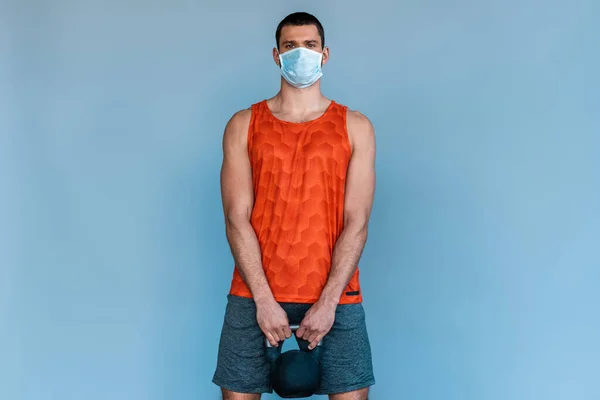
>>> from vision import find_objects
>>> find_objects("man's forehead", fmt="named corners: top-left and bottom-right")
top-left (279, 25), bottom-right (321, 42)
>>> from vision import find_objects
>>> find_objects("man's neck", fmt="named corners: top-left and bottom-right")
top-left (274, 79), bottom-right (328, 112)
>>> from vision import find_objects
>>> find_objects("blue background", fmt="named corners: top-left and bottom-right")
top-left (1, 1), bottom-right (599, 399)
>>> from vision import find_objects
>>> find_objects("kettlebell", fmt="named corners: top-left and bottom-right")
top-left (264, 324), bottom-right (323, 398)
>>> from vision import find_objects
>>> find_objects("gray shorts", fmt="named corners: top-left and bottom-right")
top-left (212, 294), bottom-right (376, 395)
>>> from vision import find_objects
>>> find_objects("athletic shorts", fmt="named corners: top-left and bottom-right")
top-left (212, 294), bottom-right (375, 395)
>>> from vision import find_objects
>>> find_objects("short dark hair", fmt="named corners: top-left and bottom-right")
top-left (275, 12), bottom-right (325, 50)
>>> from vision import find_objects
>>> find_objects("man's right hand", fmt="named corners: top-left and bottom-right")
top-left (256, 298), bottom-right (292, 347)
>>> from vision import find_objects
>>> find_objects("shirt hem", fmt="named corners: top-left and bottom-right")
top-left (228, 291), bottom-right (363, 305)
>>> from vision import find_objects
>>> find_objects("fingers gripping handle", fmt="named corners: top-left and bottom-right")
top-left (265, 324), bottom-right (299, 348)
top-left (264, 324), bottom-right (323, 348)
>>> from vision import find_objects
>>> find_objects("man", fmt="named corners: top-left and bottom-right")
top-left (213, 12), bottom-right (376, 400)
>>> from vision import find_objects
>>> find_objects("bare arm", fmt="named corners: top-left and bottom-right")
top-left (220, 110), bottom-right (291, 345)
top-left (297, 110), bottom-right (376, 348)
top-left (220, 110), bottom-right (272, 302)
top-left (320, 110), bottom-right (376, 305)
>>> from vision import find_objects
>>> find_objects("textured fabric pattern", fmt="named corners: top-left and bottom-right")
top-left (212, 295), bottom-right (375, 394)
top-left (228, 100), bottom-right (363, 304)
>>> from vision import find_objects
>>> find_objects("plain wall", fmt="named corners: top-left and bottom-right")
top-left (1, 0), bottom-right (599, 399)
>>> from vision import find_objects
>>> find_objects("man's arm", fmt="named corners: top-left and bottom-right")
top-left (320, 111), bottom-right (376, 305)
top-left (221, 110), bottom-right (270, 301)
top-left (297, 110), bottom-right (376, 348)
top-left (220, 110), bottom-right (291, 346)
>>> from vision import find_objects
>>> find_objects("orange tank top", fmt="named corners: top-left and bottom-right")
top-left (228, 99), bottom-right (363, 304)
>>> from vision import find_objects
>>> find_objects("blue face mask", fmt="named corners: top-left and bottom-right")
top-left (278, 47), bottom-right (324, 89)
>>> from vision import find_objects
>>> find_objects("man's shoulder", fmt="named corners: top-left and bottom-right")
top-left (225, 107), bottom-right (252, 134)
top-left (230, 107), bottom-right (252, 124)
top-left (344, 107), bottom-right (374, 135)
top-left (222, 108), bottom-right (253, 148)
top-left (332, 100), bottom-right (370, 126)
top-left (346, 108), bottom-right (371, 124)
top-left (227, 97), bottom-right (268, 126)
top-left (338, 105), bottom-right (375, 152)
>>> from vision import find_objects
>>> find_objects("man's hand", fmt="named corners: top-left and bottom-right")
top-left (256, 298), bottom-right (292, 347)
top-left (296, 300), bottom-right (337, 350)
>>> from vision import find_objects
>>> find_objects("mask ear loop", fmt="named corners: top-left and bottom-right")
top-left (276, 48), bottom-right (284, 69)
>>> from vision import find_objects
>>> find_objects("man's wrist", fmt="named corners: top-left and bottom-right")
top-left (317, 287), bottom-right (341, 308)
top-left (252, 289), bottom-right (276, 307)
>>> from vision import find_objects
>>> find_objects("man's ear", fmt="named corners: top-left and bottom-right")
top-left (322, 46), bottom-right (330, 66)
top-left (272, 47), bottom-right (281, 67)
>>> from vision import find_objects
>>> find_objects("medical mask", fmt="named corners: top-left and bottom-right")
top-left (278, 47), bottom-right (323, 89)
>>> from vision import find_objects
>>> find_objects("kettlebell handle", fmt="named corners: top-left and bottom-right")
top-left (265, 324), bottom-right (323, 348)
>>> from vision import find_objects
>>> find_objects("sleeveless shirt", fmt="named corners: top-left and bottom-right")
top-left (228, 99), bottom-right (363, 304)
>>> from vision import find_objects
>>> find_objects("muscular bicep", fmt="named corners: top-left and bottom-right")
top-left (344, 113), bottom-right (376, 227)
top-left (220, 110), bottom-right (253, 223)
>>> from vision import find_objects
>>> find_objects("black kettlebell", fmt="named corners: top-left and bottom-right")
top-left (264, 324), bottom-right (323, 398)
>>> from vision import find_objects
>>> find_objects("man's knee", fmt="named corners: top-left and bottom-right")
top-left (329, 386), bottom-right (370, 400)
top-left (221, 388), bottom-right (261, 400)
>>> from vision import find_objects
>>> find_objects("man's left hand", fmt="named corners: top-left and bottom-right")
top-left (296, 300), bottom-right (337, 350)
